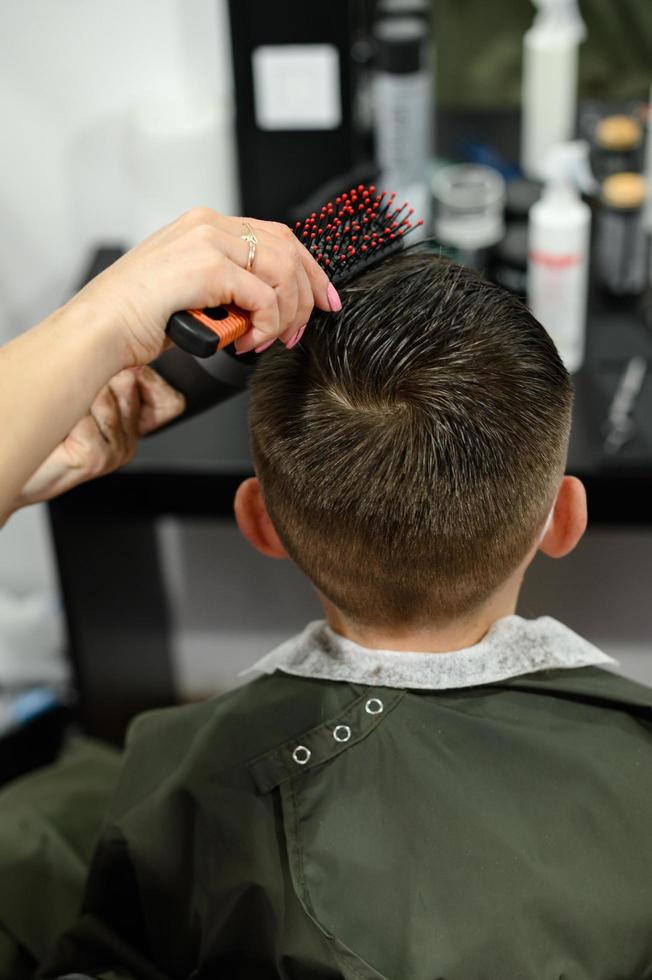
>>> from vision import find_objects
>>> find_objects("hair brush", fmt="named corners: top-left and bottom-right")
top-left (152, 186), bottom-right (422, 428)
top-left (164, 184), bottom-right (423, 358)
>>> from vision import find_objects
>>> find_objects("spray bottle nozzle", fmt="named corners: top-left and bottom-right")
top-left (540, 140), bottom-right (598, 197)
top-left (530, 0), bottom-right (587, 41)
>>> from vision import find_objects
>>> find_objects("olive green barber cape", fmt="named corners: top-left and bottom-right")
top-left (26, 665), bottom-right (652, 980)
top-left (0, 737), bottom-right (121, 979)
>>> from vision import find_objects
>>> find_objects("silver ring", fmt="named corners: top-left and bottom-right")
top-left (241, 221), bottom-right (258, 272)
top-left (292, 745), bottom-right (311, 765)
top-left (333, 724), bottom-right (352, 743)
top-left (365, 698), bottom-right (384, 715)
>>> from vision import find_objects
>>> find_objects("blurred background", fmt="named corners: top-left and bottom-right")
top-left (0, 0), bottom-right (651, 754)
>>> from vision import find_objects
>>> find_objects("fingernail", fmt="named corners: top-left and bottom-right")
top-left (128, 366), bottom-right (142, 374)
top-left (286, 324), bottom-right (307, 349)
top-left (327, 282), bottom-right (342, 313)
top-left (255, 338), bottom-right (276, 354)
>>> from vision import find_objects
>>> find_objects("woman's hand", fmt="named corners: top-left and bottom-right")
top-left (0, 208), bottom-right (338, 523)
top-left (11, 367), bottom-right (184, 513)
top-left (69, 208), bottom-right (338, 367)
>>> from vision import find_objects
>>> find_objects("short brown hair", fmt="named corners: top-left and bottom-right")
top-left (249, 253), bottom-right (572, 627)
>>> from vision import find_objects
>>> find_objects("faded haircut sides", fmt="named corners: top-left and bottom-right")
top-left (249, 252), bottom-right (573, 628)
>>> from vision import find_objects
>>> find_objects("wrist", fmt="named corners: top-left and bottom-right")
top-left (54, 296), bottom-right (133, 375)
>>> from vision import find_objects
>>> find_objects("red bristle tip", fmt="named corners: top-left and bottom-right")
top-left (292, 183), bottom-right (421, 281)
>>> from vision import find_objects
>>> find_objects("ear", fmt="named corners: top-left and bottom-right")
top-left (538, 476), bottom-right (587, 559)
top-left (234, 477), bottom-right (288, 560)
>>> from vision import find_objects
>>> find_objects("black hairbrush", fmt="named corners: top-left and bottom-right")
top-left (164, 184), bottom-right (423, 358)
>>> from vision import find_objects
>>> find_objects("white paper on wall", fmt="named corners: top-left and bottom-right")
top-left (252, 44), bottom-right (342, 131)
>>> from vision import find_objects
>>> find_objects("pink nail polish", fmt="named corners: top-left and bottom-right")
top-left (287, 324), bottom-right (307, 349)
top-left (327, 282), bottom-right (342, 313)
top-left (255, 338), bottom-right (276, 353)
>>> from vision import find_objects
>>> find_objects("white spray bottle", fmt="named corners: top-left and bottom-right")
top-left (521, 0), bottom-right (586, 181)
top-left (527, 141), bottom-right (596, 374)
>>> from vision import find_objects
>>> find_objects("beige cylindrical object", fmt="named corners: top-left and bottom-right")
top-left (601, 172), bottom-right (647, 210)
top-left (595, 115), bottom-right (642, 152)
top-left (592, 113), bottom-right (645, 185)
top-left (597, 172), bottom-right (648, 296)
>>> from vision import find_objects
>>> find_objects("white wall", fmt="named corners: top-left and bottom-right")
top-left (0, 0), bottom-right (236, 682)
top-left (0, 0), bottom-right (235, 335)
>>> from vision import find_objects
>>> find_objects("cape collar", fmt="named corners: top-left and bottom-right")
top-left (246, 615), bottom-right (617, 690)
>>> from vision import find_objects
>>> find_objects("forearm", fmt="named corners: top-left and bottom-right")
top-left (0, 207), bottom-right (333, 524)
top-left (0, 300), bottom-right (127, 521)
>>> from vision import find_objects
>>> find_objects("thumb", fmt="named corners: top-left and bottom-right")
top-left (135, 366), bottom-right (186, 435)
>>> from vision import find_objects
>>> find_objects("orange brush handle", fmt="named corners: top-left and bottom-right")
top-left (188, 305), bottom-right (252, 349)
top-left (166, 304), bottom-right (253, 357)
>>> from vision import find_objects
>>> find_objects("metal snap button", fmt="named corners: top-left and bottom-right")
top-left (292, 745), bottom-right (311, 765)
top-left (333, 724), bottom-right (352, 742)
top-left (365, 698), bottom-right (384, 715)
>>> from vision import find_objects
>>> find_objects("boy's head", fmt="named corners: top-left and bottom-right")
top-left (239, 253), bottom-right (579, 629)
